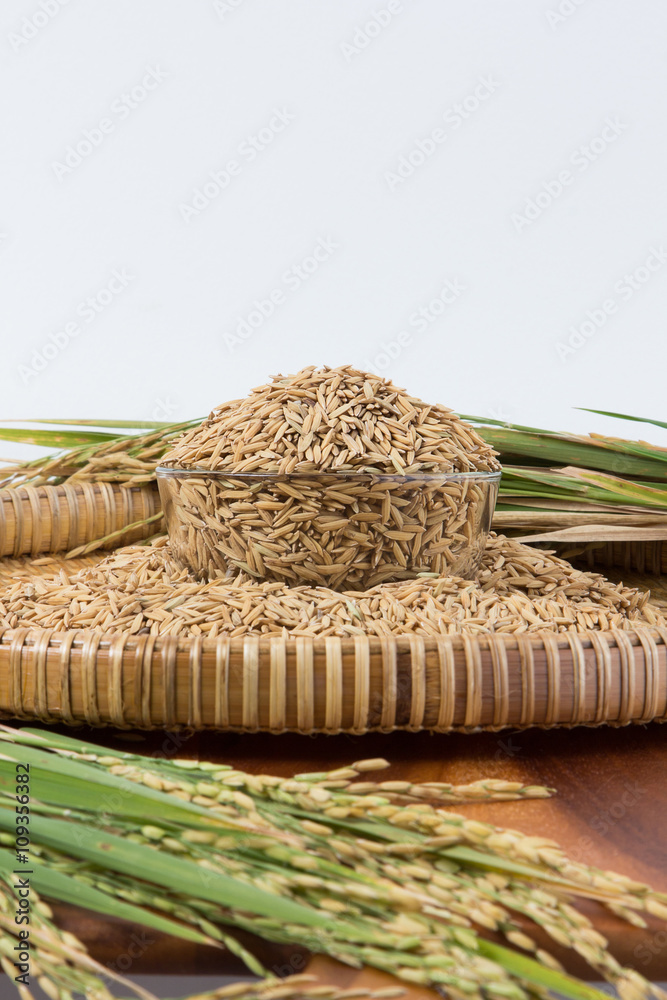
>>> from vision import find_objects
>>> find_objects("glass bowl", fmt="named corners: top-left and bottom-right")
top-left (156, 467), bottom-right (501, 589)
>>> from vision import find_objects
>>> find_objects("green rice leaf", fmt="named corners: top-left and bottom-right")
top-left (0, 847), bottom-right (213, 944)
top-left (561, 467), bottom-right (667, 508)
top-left (477, 940), bottom-right (610, 1000)
top-left (459, 415), bottom-right (560, 435)
top-left (1, 725), bottom-right (140, 758)
top-left (0, 807), bottom-right (327, 927)
top-left (471, 428), bottom-right (667, 478)
top-left (501, 468), bottom-right (589, 492)
top-left (0, 419), bottom-right (183, 429)
top-left (500, 467), bottom-right (667, 509)
top-left (0, 428), bottom-right (121, 448)
top-left (587, 437), bottom-right (667, 466)
top-left (0, 742), bottom-right (234, 830)
top-left (577, 408), bottom-right (667, 431)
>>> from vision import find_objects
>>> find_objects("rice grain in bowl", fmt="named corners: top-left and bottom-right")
top-left (159, 365), bottom-right (501, 587)
top-left (157, 468), bottom-right (500, 587)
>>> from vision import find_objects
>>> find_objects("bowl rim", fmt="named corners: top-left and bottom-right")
top-left (156, 465), bottom-right (502, 483)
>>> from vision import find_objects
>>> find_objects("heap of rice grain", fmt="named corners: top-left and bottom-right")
top-left (163, 365), bottom-right (500, 475)
top-left (0, 533), bottom-right (662, 638)
top-left (159, 366), bottom-right (501, 586)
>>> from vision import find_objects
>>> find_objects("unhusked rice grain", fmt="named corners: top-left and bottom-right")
top-left (162, 365), bottom-right (500, 476)
top-left (0, 533), bottom-right (662, 638)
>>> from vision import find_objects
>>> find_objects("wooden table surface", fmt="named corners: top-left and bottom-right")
top-left (40, 721), bottom-right (667, 989)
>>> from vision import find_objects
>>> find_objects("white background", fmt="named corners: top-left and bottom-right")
top-left (2, 0), bottom-right (667, 463)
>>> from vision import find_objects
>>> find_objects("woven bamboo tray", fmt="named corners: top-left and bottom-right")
top-left (0, 482), bottom-right (162, 558)
top-left (0, 485), bottom-right (665, 734)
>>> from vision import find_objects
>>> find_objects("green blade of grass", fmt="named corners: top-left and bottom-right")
top-left (0, 419), bottom-right (185, 429)
top-left (477, 940), bottom-right (610, 1000)
top-left (465, 411), bottom-right (667, 457)
top-left (463, 414), bottom-right (667, 474)
top-left (0, 847), bottom-right (213, 945)
top-left (588, 436), bottom-right (667, 465)
top-left (459, 415), bottom-right (560, 434)
top-left (472, 428), bottom-right (667, 478)
top-left (0, 807), bottom-right (327, 927)
top-left (501, 468), bottom-right (589, 494)
top-left (1, 725), bottom-right (141, 758)
top-left (0, 428), bottom-right (122, 448)
top-left (500, 467), bottom-right (667, 509)
top-left (577, 408), bottom-right (667, 431)
top-left (0, 742), bottom-right (234, 830)
top-left (561, 467), bottom-right (667, 508)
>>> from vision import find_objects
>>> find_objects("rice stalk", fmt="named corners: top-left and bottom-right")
top-left (0, 870), bottom-right (392, 1000)
top-left (0, 727), bottom-right (664, 1000)
top-left (0, 872), bottom-right (158, 1000)
top-left (0, 420), bottom-right (200, 490)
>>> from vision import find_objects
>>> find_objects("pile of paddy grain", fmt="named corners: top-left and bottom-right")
top-left (0, 533), bottom-right (661, 638)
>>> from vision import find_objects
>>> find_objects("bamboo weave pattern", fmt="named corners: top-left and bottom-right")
top-left (0, 627), bottom-right (665, 733)
top-left (0, 483), bottom-right (162, 557)
top-left (0, 486), bottom-right (666, 734)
